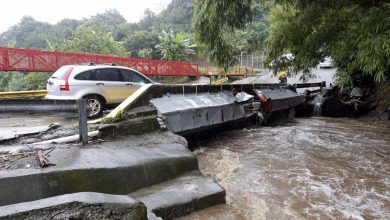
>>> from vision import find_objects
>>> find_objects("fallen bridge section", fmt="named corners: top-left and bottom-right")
top-left (101, 83), bottom-right (286, 122)
top-left (99, 83), bottom-right (308, 135)
top-left (150, 92), bottom-right (248, 134)
top-left (258, 88), bottom-right (304, 112)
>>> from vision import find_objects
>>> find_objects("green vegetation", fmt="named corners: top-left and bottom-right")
top-left (194, 0), bottom-right (390, 87)
top-left (266, 0), bottom-right (390, 86)
top-left (102, 108), bottom-right (128, 123)
top-left (0, 71), bottom-right (50, 91)
top-left (194, 0), bottom-right (252, 70)
top-left (194, 0), bottom-right (271, 71)
top-left (155, 30), bottom-right (196, 61)
top-left (49, 23), bottom-right (128, 56)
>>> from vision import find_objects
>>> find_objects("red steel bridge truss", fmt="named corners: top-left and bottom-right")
top-left (0, 47), bottom-right (199, 76)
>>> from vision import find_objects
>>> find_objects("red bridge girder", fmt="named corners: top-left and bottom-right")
top-left (0, 47), bottom-right (199, 76)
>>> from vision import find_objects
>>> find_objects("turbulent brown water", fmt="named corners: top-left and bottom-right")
top-left (183, 117), bottom-right (390, 220)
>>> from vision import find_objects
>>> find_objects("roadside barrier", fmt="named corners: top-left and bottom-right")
top-left (0, 90), bottom-right (47, 99)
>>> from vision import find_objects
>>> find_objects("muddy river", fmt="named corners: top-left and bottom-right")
top-left (184, 117), bottom-right (390, 220)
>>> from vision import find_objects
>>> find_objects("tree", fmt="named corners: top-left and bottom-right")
top-left (138, 9), bottom-right (159, 31)
top-left (155, 30), bottom-right (196, 61)
top-left (194, 0), bottom-right (252, 70)
top-left (138, 48), bottom-right (154, 59)
top-left (25, 72), bottom-right (51, 90)
top-left (194, 0), bottom-right (390, 86)
top-left (159, 0), bottom-right (195, 32)
top-left (266, 0), bottom-right (390, 85)
top-left (45, 19), bottom-right (81, 51)
top-left (0, 72), bottom-right (13, 92)
top-left (88, 9), bottom-right (127, 40)
top-left (59, 24), bottom-right (127, 56)
top-left (0, 16), bottom-right (52, 49)
top-left (8, 72), bottom-right (26, 91)
top-left (124, 31), bottom-right (161, 59)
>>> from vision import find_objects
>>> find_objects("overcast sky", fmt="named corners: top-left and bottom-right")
top-left (0, 0), bottom-right (172, 34)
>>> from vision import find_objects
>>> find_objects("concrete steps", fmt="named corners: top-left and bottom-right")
top-left (130, 170), bottom-right (225, 220)
top-left (0, 134), bottom-right (197, 206)
top-left (0, 131), bottom-right (226, 219)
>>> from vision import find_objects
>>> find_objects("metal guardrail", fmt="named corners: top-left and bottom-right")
top-left (0, 98), bottom-right (89, 145)
top-left (293, 81), bottom-right (326, 89)
top-left (0, 99), bottom-right (78, 113)
top-left (0, 90), bottom-right (47, 99)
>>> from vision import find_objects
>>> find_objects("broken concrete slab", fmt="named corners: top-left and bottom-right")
top-left (0, 144), bottom-right (55, 155)
top-left (0, 192), bottom-right (146, 220)
top-left (127, 105), bottom-right (157, 118)
top-left (131, 170), bottom-right (225, 219)
top-left (99, 116), bottom-right (160, 138)
top-left (0, 124), bottom-right (60, 143)
top-left (0, 132), bottom-right (197, 206)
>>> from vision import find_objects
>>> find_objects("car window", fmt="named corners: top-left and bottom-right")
top-left (74, 70), bottom-right (95, 80)
top-left (51, 66), bottom-right (72, 79)
top-left (120, 69), bottom-right (148, 83)
top-left (94, 68), bottom-right (121, 81)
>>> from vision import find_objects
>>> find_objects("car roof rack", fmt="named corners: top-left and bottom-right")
top-left (79, 62), bottom-right (96, 66)
top-left (99, 63), bottom-right (117, 66)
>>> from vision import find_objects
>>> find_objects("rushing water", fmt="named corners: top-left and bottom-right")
top-left (312, 95), bottom-right (324, 117)
top-left (183, 117), bottom-right (390, 220)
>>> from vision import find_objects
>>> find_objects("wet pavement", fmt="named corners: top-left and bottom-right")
top-left (0, 113), bottom-right (81, 145)
top-left (185, 117), bottom-right (390, 220)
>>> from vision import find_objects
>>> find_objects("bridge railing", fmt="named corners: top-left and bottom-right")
top-left (0, 47), bottom-right (199, 76)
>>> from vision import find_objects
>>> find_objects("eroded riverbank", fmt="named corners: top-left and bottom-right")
top-left (184, 117), bottom-right (390, 219)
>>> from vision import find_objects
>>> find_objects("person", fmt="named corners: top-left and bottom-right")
top-left (278, 69), bottom-right (288, 85)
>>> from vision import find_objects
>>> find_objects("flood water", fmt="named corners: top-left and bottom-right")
top-left (184, 117), bottom-right (390, 220)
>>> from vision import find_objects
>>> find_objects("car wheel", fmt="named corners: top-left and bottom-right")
top-left (85, 95), bottom-right (104, 118)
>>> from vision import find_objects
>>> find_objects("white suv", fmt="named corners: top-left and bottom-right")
top-left (46, 64), bottom-right (154, 118)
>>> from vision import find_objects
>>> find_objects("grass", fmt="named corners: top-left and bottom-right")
top-left (101, 108), bottom-right (128, 123)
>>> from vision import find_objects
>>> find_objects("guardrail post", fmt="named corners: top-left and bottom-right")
top-left (78, 99), bottom-right (88, 146)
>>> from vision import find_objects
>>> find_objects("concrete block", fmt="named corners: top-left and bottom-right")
top-left (0, 138), bottom-right (197, 206)
top-left (0, 192), bottom-right (146, 220)
top-left (99, 116), bottom-right (160, 138)
top-left (131, 171), bottom-right (225, 220)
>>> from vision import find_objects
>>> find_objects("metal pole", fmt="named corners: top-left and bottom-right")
top-left (240, 51), bottom-right (243, 67)
top-left (251, 52), bottom-right (254, 67)
top-left (261, 50), bottom-right (264, 68)
top-left (78, 99), bottom-right (88, 146)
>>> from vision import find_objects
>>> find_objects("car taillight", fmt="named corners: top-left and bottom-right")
top-left (60, 67), bottom-right (74, 91)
